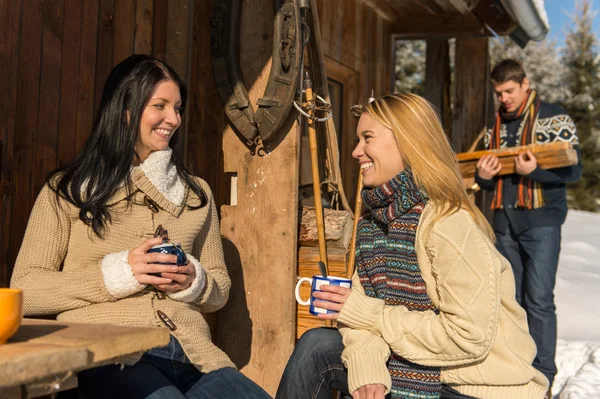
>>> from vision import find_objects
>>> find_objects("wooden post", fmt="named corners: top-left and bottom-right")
top-left (215, 0), bottom-right (299, 395)
top-left (452, 38), bottom-right (489, 153)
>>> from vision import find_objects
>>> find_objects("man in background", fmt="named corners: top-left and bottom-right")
top-left (475, 59), bottom-right (582, 396)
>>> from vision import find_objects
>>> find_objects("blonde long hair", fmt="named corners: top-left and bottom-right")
top-left (353, 93), bottom-right (495, 241)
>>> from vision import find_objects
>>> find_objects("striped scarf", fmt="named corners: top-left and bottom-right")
top-left (490, 89), bottom-right (543, 210)
top-left (356, 167), bottom-right (441, 399)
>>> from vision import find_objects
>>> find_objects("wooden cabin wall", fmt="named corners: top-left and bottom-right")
top-left (314, 0), bottom-right (393, 206)
top-left (0, 0), bottom-right (193, 287)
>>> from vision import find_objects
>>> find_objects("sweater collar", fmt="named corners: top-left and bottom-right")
top-left (136, 149), bottom-right (185, 206)
top-left (107, 149), bottom-right (187, 217)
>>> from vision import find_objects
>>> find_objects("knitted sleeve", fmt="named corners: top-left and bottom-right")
top-left (10, 185), bottom-right (118, 315)
top-left (338, 272), bottom-right (392, 395)
top-left (337, 211), bottom-right (501, 367)
top-left (188, 181), bottom-right (231, 313)
top-left (528, 114), bottom-right (581, 184)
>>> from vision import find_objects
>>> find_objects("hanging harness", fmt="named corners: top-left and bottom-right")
top-left (210, 0), bottom-right (303, 151)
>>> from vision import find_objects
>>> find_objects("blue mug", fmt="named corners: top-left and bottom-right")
top-left (147, 243), bottom-right (188, 276)
top-left (295, 275), bottom-right (352, 316)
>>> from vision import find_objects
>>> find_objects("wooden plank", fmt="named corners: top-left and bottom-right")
top-left (425, 39), bottom-right (452, 138)
top-left (9, 0), bottom-right (44, 290)
top-left (9, 319), bottom-right (169, 363)
top-left (341, 0), bottom-right (357, 68)
top-left (330, 1), bottom-right (344, 62)
top-left (152, 0), bottom-right (168, 60)
top-left (375, 14), bottom-right (383, 94)
top-left (381, 14), bottom-right (392, 92)
top-left (75, 0), bottom-right (99, 152)
top-left (94, 0), bottom-right (115, 112)
top-left (361, 4), bottom-right (376, 99)
top-left (0, 343), bottom-right (88, 389)
top-left (216, 0), bottom-right (299, 394)
top-left (457, 142), bottom-right (578, 178)
top-left (57, 0), bottom-right (82, 166)
top-left (0, 0), bottom-right (22, 287)
top-left (391, 13), bottom-right (486, 38)
top-left (187, 0), bottom-right (227, 203)
top-left (113, 0), bottom-right (136, 64)
top-left (165, 0), bottom-right (193, 160)
top-left (165, 0), bottom-right (191, 83)
top-left (34, 0), bottom-right (64, 197)
top-left (297, 246), bottom-right (348, 338)
top-left (452, 37), bottom-right (488, 152)
top-left (0, 319), bottom-right (170, 389)
top-left (134, 0), bottom-right (154, 54)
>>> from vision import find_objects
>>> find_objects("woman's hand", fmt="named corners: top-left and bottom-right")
top-left (154, 262), bottom-right (196, 293)
top-left (128, 237), bottom-right (178, 285)
top-left (352, 384), bottom-right (386, 399)
top-left (313, 284), bottom-right (352, 320)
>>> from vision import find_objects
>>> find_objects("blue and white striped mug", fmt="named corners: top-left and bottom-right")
top-left (295, 275), bottom-right (352, 316)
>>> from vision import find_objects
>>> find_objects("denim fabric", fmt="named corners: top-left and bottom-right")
top-left (275, 328), bottom-right (476, 399)
top-left (76, 335), bottom-right (271, 399)
top-left (496, 225), bottom-right (561, 387)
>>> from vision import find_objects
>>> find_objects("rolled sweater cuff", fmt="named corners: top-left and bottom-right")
top-left (166, 253), bottom-right (206, 303)
top-left (343, 344), bottom-right (391, 394)
top-left (101, 250), bottom-right (146, 299)
top-left (338, 289), bottom-right (385, 332)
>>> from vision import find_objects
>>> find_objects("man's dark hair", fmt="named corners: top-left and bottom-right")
top-left (491, 59), bottom-right (526, 84)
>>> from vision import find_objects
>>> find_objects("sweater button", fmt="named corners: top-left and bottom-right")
top-left (156, 310), bottom-right (177, 331)
top-left (144, 196), bottom-right (160, 213)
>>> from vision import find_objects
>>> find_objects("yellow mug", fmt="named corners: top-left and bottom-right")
top-left (0, 288), bottom-right (23, 344)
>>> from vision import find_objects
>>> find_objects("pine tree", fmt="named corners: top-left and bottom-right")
top-left (489, 38), bottom-right (567, 104)
top-left (562, 0), bottom-right (600, 211)
top-left (394, 40), bottom-right (426, 95)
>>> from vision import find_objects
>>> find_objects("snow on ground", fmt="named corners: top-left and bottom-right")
top-left (552, 210), bottom-right (600, 398)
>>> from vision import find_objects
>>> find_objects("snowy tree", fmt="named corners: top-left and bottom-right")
top-left (394, 40), bottom-right (426, 94)
top-left (562, 0), bottom-right (600, 211)
top-left (489, 37), bottom-right (567, 104)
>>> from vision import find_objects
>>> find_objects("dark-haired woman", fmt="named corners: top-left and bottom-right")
top-left (11, 55), bottom-right (271, 399)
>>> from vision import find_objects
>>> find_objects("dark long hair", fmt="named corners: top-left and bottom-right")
top-left (48, 54), bottom-right (207, 237)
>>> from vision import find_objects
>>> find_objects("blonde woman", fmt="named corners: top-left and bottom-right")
top-left (276, 93), bottom-right (549, 399)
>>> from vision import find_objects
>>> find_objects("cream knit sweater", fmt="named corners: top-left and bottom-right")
top-left (337, 204), bottom-right (549, 399)
top-left (11, 149), bottom-right (235, 373)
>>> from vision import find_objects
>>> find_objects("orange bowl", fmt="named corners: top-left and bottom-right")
top-left (0, 288), bottom-right (23, 344)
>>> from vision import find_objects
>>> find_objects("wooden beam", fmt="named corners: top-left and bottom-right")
top-left (360, 0), bottom-right (398, 23)
top-left (391, 13), bottom-right (487, 38)
top-left (472, 0), bottom-right (518, 36)
top-left (452, 37), bottom-right (489, 153)
top-left (424, 39), bottom-right (452, 139)
top-left (215, 0), bottom-right (299, 395)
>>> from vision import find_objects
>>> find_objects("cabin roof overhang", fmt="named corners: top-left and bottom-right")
top-left (379, 0), bottom-right (549, 43)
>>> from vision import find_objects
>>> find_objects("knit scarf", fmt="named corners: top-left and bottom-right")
top-left (490, 89), bottom-right (543, 210)
top-left (356, 167), bottom-right (441, 399)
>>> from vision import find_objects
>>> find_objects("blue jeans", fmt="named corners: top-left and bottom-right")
top-left (496, 225), bottom-right (561, 386)
top-left (76, 335), bottom-right (272, 399)
top-left (275, 328), bottom-right (476, 399)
